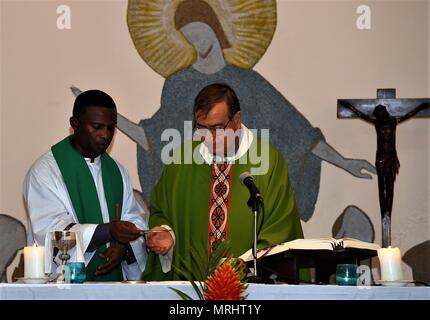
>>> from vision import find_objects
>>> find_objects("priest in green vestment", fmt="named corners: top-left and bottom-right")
top-left (24, 90), bottom-right (170, 281)
top-left (143, 83), bottom-right (304, 280)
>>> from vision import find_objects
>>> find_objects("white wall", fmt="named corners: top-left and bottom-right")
top-left (1, 0), bottom-right (428, 280)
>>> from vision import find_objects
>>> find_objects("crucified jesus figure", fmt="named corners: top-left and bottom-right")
top-left (342, 102), bottom-right (429, 247)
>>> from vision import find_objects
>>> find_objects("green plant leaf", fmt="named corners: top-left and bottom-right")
top-left (168, 287), bottom-right (194, 300)
top-left (190, 247), bottom-right (207, 281)
top-left (208, 240), bottom-right (231, 274)
top-left (189, 245), bottom-right (208, 293)
top-left (172, 264), bottom-right (204, 300)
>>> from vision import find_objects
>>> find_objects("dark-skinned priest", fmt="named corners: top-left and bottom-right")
top-left (24, 90), bottom-right (173, 281)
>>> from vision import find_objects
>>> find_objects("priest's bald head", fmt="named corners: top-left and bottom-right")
top-left (69, 90), bottom-right (117, 160)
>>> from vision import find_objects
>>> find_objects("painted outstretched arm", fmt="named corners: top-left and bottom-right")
top-left (70, 86), bottom-right (149, 151)
top-left (311, 140), bottom-right (376, 179)
top-left (116, 113), bottom-right (149, 151)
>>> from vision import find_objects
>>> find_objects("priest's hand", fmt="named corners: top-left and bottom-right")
top-left (94, 243), bottom-right (127, 276)
top-left (109, 220), bottom-right (145, 243)
top-left (145, 226), bottom-right (174, 256)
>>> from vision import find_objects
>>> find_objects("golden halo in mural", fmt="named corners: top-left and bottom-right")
top-left (127, 0), bottom-right (277, 78)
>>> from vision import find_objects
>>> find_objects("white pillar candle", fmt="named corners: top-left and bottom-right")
top-left (24, 244), bottom-right (45, 279)
top-left (377, 246), bottom-right (403, 281)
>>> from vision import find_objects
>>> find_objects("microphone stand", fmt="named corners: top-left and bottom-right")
top-left (246, 195), bottom-right (266, 283)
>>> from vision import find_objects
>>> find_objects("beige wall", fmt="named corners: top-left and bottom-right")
top-left (1, 0), bottom-right (428, 280)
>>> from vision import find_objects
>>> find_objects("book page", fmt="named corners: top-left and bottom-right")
top-left (340, 238), bottom-right (381, 251)
top-left (237, 238), bottom-right (380, 262)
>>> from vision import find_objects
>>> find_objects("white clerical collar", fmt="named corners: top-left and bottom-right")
top-left (198, 124), bottom-right (254, 165)
top-left (84, 155), bottom-right (101, 167)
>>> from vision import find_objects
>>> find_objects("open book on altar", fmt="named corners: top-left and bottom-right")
top-left (238, 238), bottom-right (381, 262)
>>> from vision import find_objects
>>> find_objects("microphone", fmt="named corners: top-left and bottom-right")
top-left (240, 172), bottom-right (263, 202)
top-left (240, 172), bottom-right (265, 282)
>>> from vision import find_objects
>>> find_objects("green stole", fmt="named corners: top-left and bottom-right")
top-left (51, 136), bottom-right (124, 281)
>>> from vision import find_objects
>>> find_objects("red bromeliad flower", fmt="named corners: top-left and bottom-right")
top-left (204, 262), bottom-right (247, 300)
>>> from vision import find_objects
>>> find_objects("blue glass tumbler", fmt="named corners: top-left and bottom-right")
top-left (66, 262), bottom-right (86, 284)
top-left (336, 264), bottom-right (357, 286)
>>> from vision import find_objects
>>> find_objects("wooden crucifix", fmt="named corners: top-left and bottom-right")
top-left (338, 89), bottom-right (429, 248)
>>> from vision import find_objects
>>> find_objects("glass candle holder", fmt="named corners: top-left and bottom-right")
top-left (336, 264), bottom-right (357, 286)
top-left (65, 262), bottom-right (86, 284)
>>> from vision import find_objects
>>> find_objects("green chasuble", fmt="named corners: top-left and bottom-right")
top-left (143, 138), bottom-right (304, 281)
top-left (51, 136), bottom-right (124, 281)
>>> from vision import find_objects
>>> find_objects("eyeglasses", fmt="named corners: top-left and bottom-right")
top-left (193, 117), bottom-right (232, 135)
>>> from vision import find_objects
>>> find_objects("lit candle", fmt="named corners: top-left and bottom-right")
top-left (24, 243), bottom-right (45, 279)
top-left (377, 246), bottom-right (403, 281)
